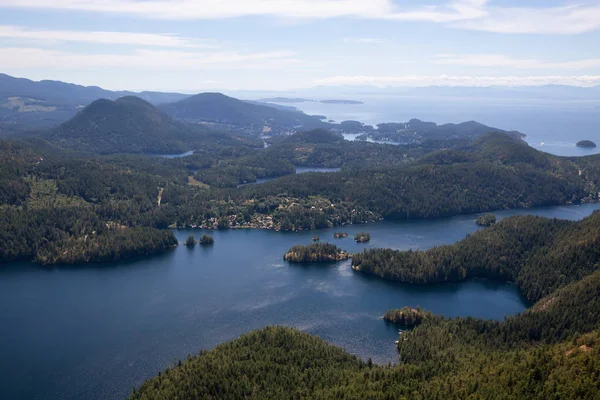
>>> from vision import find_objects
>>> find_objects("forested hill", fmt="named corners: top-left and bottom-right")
top-left (233, 133), bottom-right (600, 227)
top-left (4, 131), bottom-right (600, 264)
top-left (352, 211), bottom-right (600, 302)
top-left (0, 139), bottom-right (182, 265)
top-left (0, 73), bottom-right (190, 131)
top-left (42, 96), bottom-right (248, 154)
top-left (159, 92), bottom-right (330, 134)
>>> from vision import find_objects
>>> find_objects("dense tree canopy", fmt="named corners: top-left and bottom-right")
top-left (4, 131), bottom-right (600, 264)
top-left (283, 243), bottom-right (348, 263)
top-left (353, 212), bottom-right (600, 302)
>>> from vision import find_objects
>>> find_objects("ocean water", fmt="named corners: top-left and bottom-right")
top-left (278, 94), bottom-right (600, 157)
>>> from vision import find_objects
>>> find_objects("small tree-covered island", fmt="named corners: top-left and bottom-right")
top-left (184, 235), bottom-right (196, 247)
top-left (199, 234), bottom-right (214, 245)
top-left (383, 307), bottom-right (433, 328)
top-left (576, 140), bottom-right (597, 148)
top-left (476, 213), bottom-right (497, 226)
top-left (283, 243), bottom-right (349, 263)
top-left (354, 232), bottom-right (371, 243)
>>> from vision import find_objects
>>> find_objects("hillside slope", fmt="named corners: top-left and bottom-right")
top-left (44, 96), bottom-right (225, 154)
top-left (0, 73), bottom-right (190, 131)
top-left (353, 211), bottom-right (600, 302)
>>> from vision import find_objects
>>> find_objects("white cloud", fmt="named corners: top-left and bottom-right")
top-left (315, 74), bottom-right (600, 87)
top-left (0, 0), bottom-right (399, 19)
top-left (454, 5), bottom-right (600, 34)
top-left (2, 0), bottom-right (599, 34)
top-left (0, 0), bottom-right (490, 22)
top-left (0, 47), bottom-right (302, 70)
top-left (344, 38), bottom-right (387, 44)
top-left (435, 54), bottom-right (600, 70)
top-left (0, 25), bottom-right (211, 47)
top-left (386, 0), bottom-right (488, 23)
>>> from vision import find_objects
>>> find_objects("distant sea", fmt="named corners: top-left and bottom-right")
top-left (270, 94), bottom-right (600, 157)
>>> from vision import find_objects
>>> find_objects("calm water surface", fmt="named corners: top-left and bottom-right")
top-left (278, 95), bottom-right (600, 157)
top-left (2, 203), bottom-right (600, 400)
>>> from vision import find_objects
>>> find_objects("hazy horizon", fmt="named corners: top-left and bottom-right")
top-left (3, 71), bottom-right (600, 100)
top-left (1, 1), bottom-right (600, 91)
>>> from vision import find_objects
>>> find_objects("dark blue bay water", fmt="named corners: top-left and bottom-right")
top-left (1, 203), bottom-right (600, 400)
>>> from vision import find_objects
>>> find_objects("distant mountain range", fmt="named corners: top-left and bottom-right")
top-left (0, 73), bottom-right (189, 105)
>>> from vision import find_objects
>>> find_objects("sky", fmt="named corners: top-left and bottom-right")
top-left (0, 0), bottom-right (599, 92)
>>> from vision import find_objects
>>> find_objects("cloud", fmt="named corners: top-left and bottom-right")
top-left (0, 47), bottom-right (302, 70)
top-left (0, 1), bottom-right (598, 35)
top-left (343, 38), bottom-right (388, 44)
top-left (0, 25), bottom-right (211, 47)
top-left (453, 5), bottom-right (600, 34)
top-left (2, 0), bottom-right (599, 34)
top-left (0, 0), bottom-right (400, 19)
top-left (434, 54), bottom-right (600, 70)
top-left (315, 74), bottom-right (600, 87)
top-left (0, 0), bottom-right (491, 22)
top-left (1, 0), bottom-right (598, 35)
top-left (386, 0), bottom-right (488, 23)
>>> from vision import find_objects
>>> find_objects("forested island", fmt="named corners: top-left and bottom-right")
top-left (577, 140), bottom-right (597, 148)
top-left (355, 119), bottom-right (525, 143)
top-left (354, 232), bottom-right (371, 243)
top-left (475, 213), bottom-right (497, 226)
top-left (199, 234), bottom-right (214, 245)
top-left (383, 307), bottom-right (432, 328)
top-left (283, 243), bottom-right (348, 263)
top-left (184, 235), bottom-right (196, 247)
